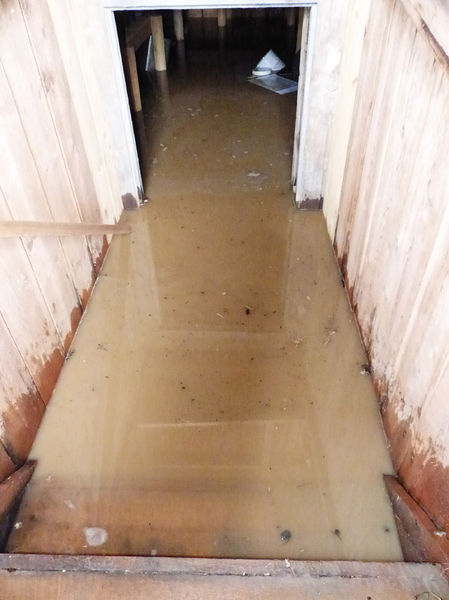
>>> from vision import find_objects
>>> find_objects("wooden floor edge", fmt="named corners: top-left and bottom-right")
top-left (384, 474), bottom-right (449, 564)
top-left (0, 462), bottom-right (37, 550)
top-left (0, 554), bottom-right (446, 580)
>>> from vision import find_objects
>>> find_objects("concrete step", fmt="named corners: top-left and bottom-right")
top-left (0, 555), bottom-right (448, 599)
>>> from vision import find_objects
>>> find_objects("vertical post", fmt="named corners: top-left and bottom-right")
top-left (150, 15), bottom-right (166, 72)
top-left (226, 8), bottom-right (233, 20)
top-left (217, 9), bottom-right (226, 28)
top-left (285, 7), bottom-right (296, 27)
top-left (173, 10), bottom-right (184, 42)
top-left (104, 10), bottom-right (142, 206)
top-left (293, 6), bottom-right (317, 207)
top-left (296, 9), bottom-right (304, 53)
top-left (125, 46), bottom-right (142, 112)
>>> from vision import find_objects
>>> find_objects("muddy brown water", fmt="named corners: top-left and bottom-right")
top-left (8, 37), bottom-right (402, 561)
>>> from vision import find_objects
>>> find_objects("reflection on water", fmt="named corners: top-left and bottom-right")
top-left (8, 23), bottom-right (402, 561)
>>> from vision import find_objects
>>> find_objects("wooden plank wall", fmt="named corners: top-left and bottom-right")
top-left (0, 0), bottom-right (123, 480)
top-left (333, 0), bottom-right (449, 534)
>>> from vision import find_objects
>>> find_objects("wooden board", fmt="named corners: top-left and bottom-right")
top-left (0, 555), bottom-right (448, 599)
top-left (0, 222), bottom-right (131, 238)
top-left (17, 0), bottom-right (107, 266)
top-left (0, 1), bottom-right (96, 304)
top-left (385, 475), bottom-right (449, 564)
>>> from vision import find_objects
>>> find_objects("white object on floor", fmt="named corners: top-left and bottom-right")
top-left (252, 67), bottom-right (271, 77)
top-left (254, 50), bottom-right (285, 74)
top-left (248, 74), bottom-right (298, 95)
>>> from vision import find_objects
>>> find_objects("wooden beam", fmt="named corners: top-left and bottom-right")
top-left (125, 16), bottom-right (152, 51)
top-left (0, 553), bottom-right (447, 580)
top-left (0, 461), bottom-right (36, 549)
top-left (384, 475), bottom-right (449, 564)
top-left (0, 221), bottom-right (131, 238)
top-left (0, 554), bottom-right (448, 600)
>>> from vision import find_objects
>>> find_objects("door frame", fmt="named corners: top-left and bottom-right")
top-left (102, 1), bottom-right (318, 208)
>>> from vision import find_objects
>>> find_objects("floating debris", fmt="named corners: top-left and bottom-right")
top-left (280, 529), bottom-right (292, 543)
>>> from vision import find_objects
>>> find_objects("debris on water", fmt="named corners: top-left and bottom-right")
top-left (360, 363), bottom-right (372, 375)
top-left (434, 530), bottom-right (446, 537)
top-left (65, 349), bottom-right (75, 361)
top-left (323, 329), bottom-right (337, 346)
top-left (216, 312), bottom-right (225, 319)
top-left (64, 499), bottom-right (76, 510)
top-left (334, 528), bottom-right (342, 539)
top-left (14, 522), bottom-right (23, 530)
top-left (83, 527), bottom-right (108, 547)
top-left (247, 171), bottom-right (261, 177)
top-left (245, 307), bottom-right (251, 315)
top-left (280, 529), bottom-right (292, 543)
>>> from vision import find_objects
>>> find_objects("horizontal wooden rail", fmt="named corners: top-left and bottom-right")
top-left (0, 221), bottom-right (131, 238)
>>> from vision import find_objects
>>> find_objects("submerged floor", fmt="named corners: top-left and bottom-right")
top-left (9, 37), bottom-right (402, 561)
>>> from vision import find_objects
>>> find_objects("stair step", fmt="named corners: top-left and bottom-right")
top-left (1, 555), bottom-right (448, 599)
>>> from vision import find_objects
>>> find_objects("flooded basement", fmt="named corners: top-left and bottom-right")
top-left (8, 16), bottom-right (402, 561)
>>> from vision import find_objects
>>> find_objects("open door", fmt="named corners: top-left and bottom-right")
top-left (291, 5), bottom-right (316, 207)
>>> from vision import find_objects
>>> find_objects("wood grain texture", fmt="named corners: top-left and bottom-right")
top-left (0, 556), bottom-right (447, 599)
top-left (0, 0), bottom-right (124, 482)
top-left (0, 317), bottom-right (45, 464)
top-left (17, 0), bottom-right (106, 266)
top-left (334, 0), bottom-right (449, 534)
top-left (0, 4), bottom-right (95, 305)
top-left (385, 475), bottom-right (449, 564)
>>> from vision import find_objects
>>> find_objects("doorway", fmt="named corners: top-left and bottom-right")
top-left (104, 3), bottom-right (316, 208)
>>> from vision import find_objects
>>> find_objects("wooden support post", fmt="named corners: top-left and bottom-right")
top-left (217, 9), bottom-right (226, 28)
top-left (226, 8), bottom-right (233, 20)
top-left (173, 10), bottom-right (184, 42)
top-left (124, 17), bottom-right (152, 114)
top-left (125, 46), bottom-right (142, 112)
top-left (286, 7), bottom-right (296, 27)
top-left (150, 15), bottom-right (166, 72)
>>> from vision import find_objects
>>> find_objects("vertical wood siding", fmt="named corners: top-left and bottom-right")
top-left (0, 0), bottom-right (123, 479)
top-left (334, 0), bottom-right (449, 532)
